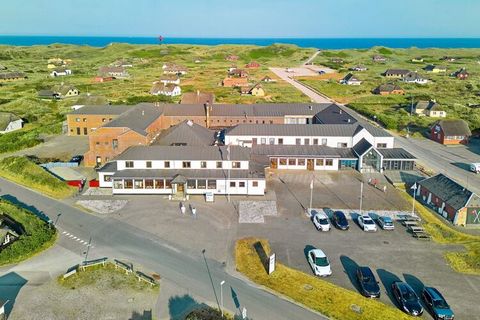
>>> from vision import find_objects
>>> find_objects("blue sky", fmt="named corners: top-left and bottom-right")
top-left (1, 0), bottom-right (479, 38)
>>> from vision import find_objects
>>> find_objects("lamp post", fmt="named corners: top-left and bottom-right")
top-left (309, 178), bottom-right (314, 214)
top-left (220, 280), bottom-right (226, 317)
top-left (227, 145), bottom-right (231, 202)
top-left (411, 183), bottom-right (418, 217)
top-left (359, 182), bottom-right (364, 215)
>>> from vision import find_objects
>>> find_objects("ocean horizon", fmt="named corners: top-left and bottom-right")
top-left (1, 36), bottom-right (480, 49)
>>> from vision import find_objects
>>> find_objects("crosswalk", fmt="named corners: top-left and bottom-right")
top-left (61, 231), bottom-right (95, 248)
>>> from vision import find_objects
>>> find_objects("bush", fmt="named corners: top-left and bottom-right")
top-left (186, 307), bottom-right (227, 320)
top-left (0, 200), bottom-right (56, 266)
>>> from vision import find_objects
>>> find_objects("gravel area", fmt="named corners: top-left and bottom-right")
top-left (82, 188), bottom-right (112, 196)
top-left (76, 200), bottom-right (128, 214)
top-left (238, 201), bottom-right (277, 223)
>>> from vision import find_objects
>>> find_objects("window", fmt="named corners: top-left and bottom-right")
top-left (288, 158), bottom-right (296, 166)
top-left (278, 138), bottom-right (283, 145)
top-left (239, 182), bottom-right (245, 188)
top-left (269, 138), bottom-right (275, 145)
top-left (269, 120), bottom-right (273, 124)
top-left (260, 138), bottom-right (266, 145)
top-left (83, 118), bottom-right (87, 122)
top-left (146, 161), bottom-right (152, 168)
top-left (145, 179), bottom-right (154, 189)
top-left (252, 138), bottom-right (257, 145)
top-left (313, 138), bottom-right (319, 145)
top-left (165, 179), bottom-right (172, 189)
top-left (75, 118), bottom-right (80, 122)
top-left (201, 161), bottom-right (207, 168)
top-left (134, 180), bottom-right (144, 189)
top-left (76, 127), bottom-right (81, 135)
top-left (113, 179), bottom-right (123, 189)
top-left (321, 138), bottom-right (327, 146)
top-left (326, 159), bottom-right (333, 166)
top-left (96, 141), bottom-right (100, 145)
top-left (216, 161), bottom-right (223, 169)
top-left (124, 179), bottom-right (133, 189)
top-left (279, 158), bottom-right (287, 165)
top-left (112, 139), bottom-right (118, 149)
top-left (252, 181), bottom-right (259, 187)
top-left (182, 161), bottom-right (191, 168)
top-left (337, 142), bottom-right (347, 148)
top-left (105, 141), bottom-right (108, 145)
top-left (154, 179), bottom-right (164, 189)
top-left (208, 180), bottom-right (217, 189)
top-left (304, 138), bottom-right (310, 145)
top-left (125, 161), bottom-right (134, 168)
top-left (316, 159), bottom-right (324, 166)
top-left (298, 159), bottom-right (306, 166)
top-left (296, 138), bottom-right (301, 145)
top-left (104, 175), bottom-right (112, 182)
top-left (164, 161), bottom-right (170, 168)
top-left (96, 156), bottom-right (102, 164)
top-left (232, 161), bottom-right (241, 168)
top-left (230, 181), bottom-right (236, 187)
top-left (187, 179), bottom-right (197, 189)
top-left (102, 118), bottom-right (107, 122)
top-left (83, 127), bottom-right (88, 135)
top-left (197, 179), bottom-right (206, 189)
top-left (376, 143), bottom-right (387, 148)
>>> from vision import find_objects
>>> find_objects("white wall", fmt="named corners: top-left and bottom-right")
top-left (225, 135), bottom-right (352, 148)
top-left (0, 119), bottom-right (23, 134)
top-left (117, 160), bottom-right (249, 171)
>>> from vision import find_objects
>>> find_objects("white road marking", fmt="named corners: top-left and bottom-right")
top-left (62, 231), bottom-right (67, 234)
top-left (73, 236), bottom-right (78, 240)
top-left (69, 235), bottom-right (74, 238)
top-left (76, 238), bottom-right (81, 242)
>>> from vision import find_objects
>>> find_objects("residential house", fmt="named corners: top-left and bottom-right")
top-left (245, 61), bottom-right (261, 69)
top-left (414, 100), bottom-right (446, 117)
top-left (50, 68), bottom-right (72, 77)
top-left (373, 84), bottom-right (405, 95)
top-left (340, 73), bottom-right (362, 85)
top-left (0, 112), bottom-right (23, 134)
top-left (162, 63), bottom-right (188, 75)
top-left (47, 58), bottom-right (71, 69)
top-left (0, 214), bottom-right (23, 250)
top-left (228, 68), bottom-right (248, 78)
top-left (403, 71), bottom-right (428, 84)
top-left (417, 174), bottom-right (480, 226)
top-left (384, 69), bottom-right (410, 78)
top-left (0, 64), bottom-right (7, 70)
top-left (372, 55), bottom-right (387, 63)
top-left (451, 68), bottom-right (469, 80)
top-left (111, 59), bottom-right (133, 68)
top-left (411, 57), bottom-right (424, 63)
top-left (150, 83), bottom-right (181, 96)
top-left (441, 56), bottom-right (456, 62)
top-left (331, 58), bottom-right (344, 64)
top-left (430, 119), bottom-right (471, 145)
top-left (424, 65), bottom-right (447, 73)
top-left (180, 91), bottom-right (215, 105)
top-left (225, 55), bottom-right (239, 62)
top-left (247, 84), bottom-right (265, 96)
top-left (222, 77), bottom-right (249, 87)
top-left (98, 66), bottom-right (129, 79)
top-left (38, 83), bottom-right (79, 99)
top-left (0, 72), bottom-right (27, 81)
top-left (350, 65), bottom-right (367, 72)
top-left (261, 76), bottom-right (276, 82)
top-left (67, 105), bottom-right (134, 136)
top-left (158, 75), bottom-right (181, 85)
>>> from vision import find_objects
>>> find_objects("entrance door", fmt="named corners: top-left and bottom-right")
top-left (270, 158), bottom-right (278, 169)
top-left (177, 184), bottom-right (184, 192)
top-left (307, 159), bottom-right (314, 171)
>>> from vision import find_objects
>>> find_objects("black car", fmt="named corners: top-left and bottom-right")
top-left (332, 211), bottom-right (349, 230)
top-left (356, 267), bottom-right (380, 298)
top-left (70, 155), bottom-right (84, 164)
top-left (391, 281), bottom-right (424, 316)
top-left (422, 287), bottom-right (454, 320)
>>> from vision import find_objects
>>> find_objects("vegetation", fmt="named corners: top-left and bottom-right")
top-left (400, 190), bottom-right (480, 274)
top-left (300, 46), bottom-right (480, 135)
top-left (236, 238), bottom-right (413, 320)
top-left (0, 156), bottom-right (76, 199)
top-left (186, 307), bottom-right (233, 320)
top-left (0, 199), bottom-right (56, 266)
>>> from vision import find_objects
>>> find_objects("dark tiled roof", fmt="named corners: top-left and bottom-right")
top-left (375, 83), bottom-right (403, 92)
top-left (419, 174), bottom-right (479, 211)
top-left (385, 69), bottom-right (410, 76)
top-left (352, 138), bottom-right (372, 157)
top-left (104, 104), bottom-right (164, 135)
top-left (69, 105), bottom-right (133, 115)
top-left (434, 119), bottom-right (471, 136)
top-left (313, 104), bottom-right (357, 124)
top-left (251, 145), bottom-right (356, 158)
top-left (115, 145), bottom-right (251, 161)
top-left (153, 120), bottom-right (216, 146)
top-left (377, 148), bottom-right (416, 159)
top-left (226, 123), bottom-right (361, 137)
top-left (97, 161), bottom-right (117, 173)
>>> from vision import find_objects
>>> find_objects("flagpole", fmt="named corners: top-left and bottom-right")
top-left (359, 182), bottom-right (364, 215)
top-left (411, 183), bottom-right (417, 217)
top-left (309, 178), bottom-right (314, 213)
top-left (227, 145), bottom-right (231, 203)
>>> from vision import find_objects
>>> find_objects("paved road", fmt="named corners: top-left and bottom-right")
top-left (0, 178), bottom-right (326, 320)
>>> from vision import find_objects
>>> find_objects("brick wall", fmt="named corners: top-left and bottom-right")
top-left (67, 114), bottom-right (119, 136)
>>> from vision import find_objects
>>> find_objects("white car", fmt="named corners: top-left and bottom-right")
top-left (307, 249), bottom-right (332, 277)
top-left (358, 214), bottom-right (377, 232)
top-left (312, 211), bottom-right (331, 232)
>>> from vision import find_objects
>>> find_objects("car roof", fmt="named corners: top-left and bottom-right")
top-left (424, 287), bottom-right (444, 300)
top-left (334, 211), bottom-right (346, 216)
top-left (395, 281), bottom-right (413, 292)
top-left (315, 212), bottom-right (328, 219)
top-left (381, 216), bottom-right (392, 221)
top-left (362, 214), bottom-right (372, 219)
top-left (358, 266), bottom-right (374, 276)
top-left (310, 249), bottom-right (326, 258)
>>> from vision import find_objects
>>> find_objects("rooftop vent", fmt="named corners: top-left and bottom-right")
top-left (187, 120), bottom-right (193, 127)
top-left (308, 105), bottom-right (313, 110)
top-left (347, 118), bottom-right (351, 123)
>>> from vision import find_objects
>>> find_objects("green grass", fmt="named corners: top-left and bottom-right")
top-left (236, 238), bottom-right (414, 320)
top-left (399, 190), bottom-right (480, 274)
top-left (0, 156), bottom-right (76, 199)
top-left (0, 199), bottom-right (56, 266)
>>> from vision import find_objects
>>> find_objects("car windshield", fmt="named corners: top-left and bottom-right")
top-left (384, 220), bottom-right (393, 226)
top-left (336, 213), bottom-right (347, 223)
top-left (402, 288), bottom-right (417, 302)
top-left (433, 299), bottom-right (449, 309)
top-left (319, 218), bottom-right (329, 224)
top-left (315, 257), bottom-right (329, 267)
top-left (363, 218), bottom-right (374, 224)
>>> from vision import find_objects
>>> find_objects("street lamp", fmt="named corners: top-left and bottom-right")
top-left (54, 213), bottom-right (62, 226)
top-left (220, 280), bottom-right (226, 317)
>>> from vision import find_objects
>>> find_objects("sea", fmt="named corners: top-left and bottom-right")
top-left (1, 36), bottom-right (480, 49)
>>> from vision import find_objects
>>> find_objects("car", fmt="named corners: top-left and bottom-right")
top-left (358, 214), bottom-right (377, 232)
top-left (356, 267), bottom-right (380, 298)
top-left (70, 155), bottom-right (84, 164)
top-left (332, 211), bottom-right (349, 230)
top-left (307, 248), bottom-right (332, 277)
top-left (377, 216), bottom-right (395, 230)
top-left (312, 211), bottom-right (331, 232)
top-left (422, 287), bottom-right (454, 320)
top-left (391, 281), bottom-right (424, 316)
top-left (318, 70), bottom-right (326, 75)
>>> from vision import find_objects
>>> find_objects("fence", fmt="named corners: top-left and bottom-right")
top-left (80, 257), bottom-right (108, 271)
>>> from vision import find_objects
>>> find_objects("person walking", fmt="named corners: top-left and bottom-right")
top-left (180, 203), bottom-right (186, 215)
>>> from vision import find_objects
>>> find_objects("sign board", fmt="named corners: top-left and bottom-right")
top-left (205, 192), bottom-right (214, 202)
top-left (268, 253), bottom-right (276, 275)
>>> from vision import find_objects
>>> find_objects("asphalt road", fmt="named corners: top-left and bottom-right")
top-left (0, 178), bottom-right (326, 320)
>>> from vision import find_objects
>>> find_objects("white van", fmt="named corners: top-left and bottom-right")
top-left (470, 163), bottom-right (480, 173)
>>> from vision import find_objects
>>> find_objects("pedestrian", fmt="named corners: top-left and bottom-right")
top-left (180, 203), bottom-right (186, 215)
top-left (192, 206), bottom-right (197, 218)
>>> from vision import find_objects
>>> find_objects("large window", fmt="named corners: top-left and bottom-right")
top-left (239, 181), bottom-right (246, 188)
top-left (164, 161), bottom-right (170, 168)
top-left (187, 179), bottom-right (197, 189)
top-left (112, 139), bottom-right (118, 149)
top-left (145, 179), bottom-right (154, 189)
top-left (337, 142), bottom-right (347, 148)
top-left (183, 161), bottom-right (191, 168)
top-left (326, 159), bottom-right (333, 166)
top-left (288, 158), bottom-right (296, 166)
top-left (313, 138), bottom-right (319, 145)
top-left (376, 143), bottom-right (387, 148)
top-left (232, 161), bottom-right (241, 168)
top-left (278, 138), bottom-right (283, 145)
top-left (230, 181), bottom-right (236, 187)
top-left (279, 158), bottom-right (287, 165)
top-left (316, 159), bottom-right (324, 166)
top-left (269, 138), bottom-right (275, 145)
top-left (260, 138), bottom-right (266, 145)
top-left (124, 179), bottom-right (133, 189)
top-left (252, 138), bottom-right (257, 145)
top-left (321, 138), bottom-right (327, 146)
top-left (296, 138), bottom-right (301, 145)
top-left (197, 179), bottom-right (207, 189)
top-left (298, 159), bottom-right (306, 166)
top-left (201, 161), bottom-right (207, 168)
top-left (146, 161), bottom-right (152, 168)
top-left (216, 161), bottom-right (223, 169)
top-left (208, 180), bottom-right (217, 189)
top-left (154, 179), bottom-right (164, 189)
top-left (134, 179), bottom-right (144, 189)
top-left (252, 181), bottom-right (259, 187)
top-left (113, 180), bottom-right (123, 189)
top-left (165, 179), bottom-right (172, 189)
top-left (104, 175), bottom-right (112, 182)
top-left (304, 138), bottom-right (310, 145)
top-left (126, 161), bottom-right (134, 168)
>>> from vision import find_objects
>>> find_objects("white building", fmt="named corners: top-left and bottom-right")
top-left (150, 83), bottom-right (181, 97)
top-left (98, 146), bottom-right (266, 196)
top-left (340, 73), bottom-right (362, 85)
top-left (0, 113), bottom-right (23, 134)
top-left (50, 68), bottom-right (72, 77)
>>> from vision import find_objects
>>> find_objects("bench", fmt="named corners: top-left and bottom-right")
top-left (403, 220), bottom-right (419, 227)
top-left (409, 226), bottom-right (426, 233)
top-left (412, 231), bottom-right (431, 240)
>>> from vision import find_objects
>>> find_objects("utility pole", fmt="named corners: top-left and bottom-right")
top-left (411, 183), bottom-right (418, 217)
top-left (359, 182), bottom-right (364, 215)
top-left (227, 145), bottom-right (231, 202)
top-left (309, 178), bottom-right (314, 213)
top-left (220, 280), bottom-right (225, 318)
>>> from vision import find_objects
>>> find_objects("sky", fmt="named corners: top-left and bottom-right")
top-left (1, 0), bottom-right (479, 38)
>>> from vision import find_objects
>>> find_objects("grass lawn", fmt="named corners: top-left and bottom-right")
top-left (0, 199), bottom-right (56, 266)
top-left (236, 238), bottom-right (413, 320)
top-left (400, 190), bottom-right (480, 275)
top-left (0, 156), bottom-right (76, 199)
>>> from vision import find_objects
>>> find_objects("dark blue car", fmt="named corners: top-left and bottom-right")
top-left (422, 287), bottom-right (454, 320)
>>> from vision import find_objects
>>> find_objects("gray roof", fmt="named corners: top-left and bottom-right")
top-left (0, 72), bottom-right (26, 80)
top-left (112, 169), bottom-right (263, 179)
top-left (353, 138), bottom-right (373, 157)
top-left (415, 101), bottom-right (442, 111)
top-left (419, 174), bottom-right (480, 211)
top-left (434, 119), bottom-right (471, 136)
top-left (384, 69), bottom-right (410, 76)
top-left (342, 73), bottom-right (360, 82)
top-left (153, 120), bottom-right (216, 146)
top-left (69, 105), bottom-right (133, 115)
top-left (115, 145), bottom-right (251, 161)
top-left (375, 83), bottom-right (403, 93)
top-left (251, 145), bottom-right (356, 158)
top-left (378, 148), bottom-right (416, 159)
top-left (97, 161), bottom-right (117, 173)
top-left (180, 92), bottom-right (215, 105)
top-left (403, 71), bottom-right (426, 82)
top-left (104, 104), bottom-right (164, 135)
top-left (313, 104), bottom-right (357, 124)
top-left (226, 123), bottom-right (361, 137)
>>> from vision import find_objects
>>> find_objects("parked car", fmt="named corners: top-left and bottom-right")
top-left (470, 162), bottom-right (480, 173)
top-left (307, 248), bottom-right (332, 277)
top-left (392, 281), bottom-right (424, 316)
top-left (358, 214), bottom-right (377, 232)
top-left (422, 287), bottom-right (454, 320)
top-left (332, 211), bottom-right (349, 230)
top-left (312, 211), bottom-right (331, 232)
top-left (70, 155), bottom-right (84, 164)
top-left (377, 216), bottom-right (395, 230)
top-left (356, 267), bottom-right (381, 298)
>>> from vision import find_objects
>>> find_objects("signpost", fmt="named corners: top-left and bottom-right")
top-left (268, 253), bottom-right (276, 275)
top-left (411, 183), bottom-right (418, 217)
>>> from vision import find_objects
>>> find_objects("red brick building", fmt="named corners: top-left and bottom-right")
top-left (430, 119), bottom-right (471, 145)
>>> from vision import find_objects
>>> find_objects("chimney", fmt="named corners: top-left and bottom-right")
top-left (339, 109), bottom-right (343, 114)
top-left (205, 103), bottom-right (211, 128)
top-left (197, 90), bottom-right (200, 96)
top-left (308, 105), bottom-right (313, 110)
top-left (347, 118), bottom-right (351, 123)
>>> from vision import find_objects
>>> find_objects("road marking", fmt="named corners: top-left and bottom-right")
top-left (76, 238), bottom-right (81, 242)
top-left (69, 235), bottom-right (74, 238)
top-left (62, 231), bottom-right (67, 234)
